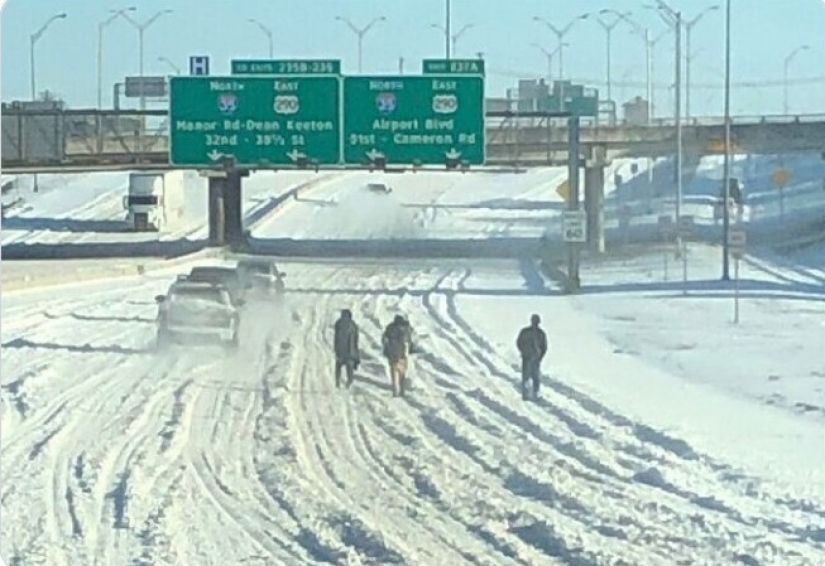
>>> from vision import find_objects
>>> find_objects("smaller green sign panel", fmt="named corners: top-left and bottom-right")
top-left (231, 59), bottom-right (341, 75)
top-left (422, 59), bottom-right (485, 75)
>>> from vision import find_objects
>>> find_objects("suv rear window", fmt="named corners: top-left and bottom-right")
top-left (170, 287), bottom-right (225, 303)
top-left (189, 268), bottom-right (238, 282)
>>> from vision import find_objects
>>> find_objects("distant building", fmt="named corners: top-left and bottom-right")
top-left (623, 96), bottom-right (649, 125)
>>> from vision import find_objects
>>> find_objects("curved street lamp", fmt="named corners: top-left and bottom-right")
top-left (98, 7), bottom-right (135, 108)
top-left (247, 19), bottom-right (274, 58)
top-left (335, 15), bottom-right (386, 73)
top-left (431, 22), bottom-right (474, 57)
top-left (784, 45), bottom-right (809, 115)
top-left (119, 9), bottom-right (173, 110)
top-left (31, 13), bottom-right (67, 100)
top-left (158, 56), bottom-right (181, 75)
top-left (532, 13), bottom-right (589, 78)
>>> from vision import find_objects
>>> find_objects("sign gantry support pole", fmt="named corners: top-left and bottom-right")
top-left (567, 115), bottom-right (581, 292)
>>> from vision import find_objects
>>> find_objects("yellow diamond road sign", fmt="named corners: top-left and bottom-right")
top-left (556, 179), bottom-right (570, 201)
top-left (772, 168), bottom-right (790, 188)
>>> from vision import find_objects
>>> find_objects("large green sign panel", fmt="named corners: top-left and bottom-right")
top-left (343, 76), bottom-right (484, 165)
top-left (231, 59), bottom-right (341, 75)
top-left (169, 76), bottom-right (340, 166)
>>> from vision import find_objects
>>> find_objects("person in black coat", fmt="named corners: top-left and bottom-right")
top-left (516, 314), bottom-right (548, 400)
top-left (334, 309), bottom-right (360, 388)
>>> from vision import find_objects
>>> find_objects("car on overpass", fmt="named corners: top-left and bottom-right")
top-left (366, 182), bottom-right (393, 194)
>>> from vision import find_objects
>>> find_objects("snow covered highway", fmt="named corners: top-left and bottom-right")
top-left (2, 255), bottom-right (824, 565)
top-left (2, 157), bottom-right (825, 565)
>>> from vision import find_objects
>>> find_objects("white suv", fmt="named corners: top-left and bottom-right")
top-left (155, 281), bottom-right (242, 349)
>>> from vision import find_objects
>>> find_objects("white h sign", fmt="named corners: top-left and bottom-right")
top-left (189, 55), bottom-right (210, 76)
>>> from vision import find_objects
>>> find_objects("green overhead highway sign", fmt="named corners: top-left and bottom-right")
top-left (231, 59), bottom-right (341, 75)
top-left (169, 76), bottom-right (341, 167)
top-left (422, 59), bottom-right (485, 75)
top-left (343, 75), bottom-right (485, 165)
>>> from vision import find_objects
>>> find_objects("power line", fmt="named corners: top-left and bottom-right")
top-left (487, 67), bottom-right (825, 89)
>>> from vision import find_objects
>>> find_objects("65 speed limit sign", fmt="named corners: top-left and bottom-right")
top-left (562, 210), bottom-right (587, 242)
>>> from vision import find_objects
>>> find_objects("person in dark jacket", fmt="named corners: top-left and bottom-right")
top-left (516, 314), bottom-right (548, 400)
top-left (334, 309), bottom-right (360, 388)
top-left (382, 314), bottom-right (414, 397)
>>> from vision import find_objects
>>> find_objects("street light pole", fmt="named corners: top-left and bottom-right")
top-left (446, 0), bottom-right (452, 59)
top-left (610, 12), bottom-right (670, 122)
top-left (722, 0), bottom-right (732, 280)
top-left (651, 0), bottom-right (684, 227)
top-left (247, 19), bottom-right (274, 58)
top-left (432, 23), bottom-right (474, 57)
top-left (596, 10), bottom-right (630, 103)
top-left (532, 42), bottom-right (567, 85)
top-left (335, 15), bottom-right (386, 73)
top-left (119, 9), bottom-right (172, 110)
top-left (98, 7), bottom-right (135, 109)
top-left (532, 14), bottom-right (590, 79)
top-left (30, 13), bottom-right (67, 100)
top-left (158, 56), bottom-right (181, 75)
top-left (684, 5), bottom-right (720, 120)
top-left (783, 45), bottom-right (809, 115)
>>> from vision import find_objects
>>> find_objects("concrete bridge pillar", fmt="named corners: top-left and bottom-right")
top-left (223, 170), bottom-right (246, 247)
top-left (584, 145), bottom-right (609, 254)
top-left (207, 176), bottom-right (226, 247)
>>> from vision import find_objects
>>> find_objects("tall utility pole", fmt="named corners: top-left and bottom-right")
top-left (612, 13), bottom-right (671, 122)
top-left (98, 7), bottom-right (135, 109)
top-left (445, 0), bottom-right (452, 59)
top-left (722, 0), bottom-right (732, 280)
top-left (119, 9), bottom-right (172, 110)
top-left (684, 5), bottom-right (720, 119)
top-left (432, 22), bottom-right (474, 57)
top-left (30, 13), bottom-right (67, 100)
top-left (783, 44), bottom-right (809, 115)
top-left (595, 10), bottom-right (629, 102)
top-left (532, 42), bottom-right (567, 85)
top-left (335, 15), bottom-right (386, 73)
top-left (652, 0), bottom-right (684, 227)
top-left (247, 18), bottom-right (274, 58)
top-left (532, 14), bottom-right (589, 79)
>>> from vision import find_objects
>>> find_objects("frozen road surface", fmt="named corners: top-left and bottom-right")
top-left (2, 256), bottom-right (824, 566)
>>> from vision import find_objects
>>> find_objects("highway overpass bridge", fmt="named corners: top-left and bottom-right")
top-left (3, 107), bottom-right (825, 173)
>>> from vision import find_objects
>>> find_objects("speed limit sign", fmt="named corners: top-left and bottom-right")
top-left (562, 210), bottom-right (587, 242)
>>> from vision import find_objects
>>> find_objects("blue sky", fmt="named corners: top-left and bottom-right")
top-left (2, 0), bottom-right (824, 117)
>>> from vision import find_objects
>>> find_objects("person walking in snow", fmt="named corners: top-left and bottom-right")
top-left (516, 314), bottom-right (548, 400)
top-left (334, 309), bottom-right (360, 388)
top-left (382, 314), bottom-right (414, 397)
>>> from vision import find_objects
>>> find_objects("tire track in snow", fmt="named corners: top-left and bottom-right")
top-left (434, 268), bottom-right (825, 562)
top-left (351, 268), bottom-right (597, 564)
top-left (291, 296), bottom-right (447, 563)
top-left (178, 323), bottom-right (309, 564)
top-left (352, 271), bottom-right (580, 564)
top-left (256, 267), bottom-right (508, 564)
top-left (358, 268), bottom-right (776, 564)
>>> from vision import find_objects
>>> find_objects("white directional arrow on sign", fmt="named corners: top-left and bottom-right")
top-left (445, 148), bottom-right (462, 160)
top-left (366, 148), bottom-right (385, 161)
top-left (287, 149), bottom-right (307, 162)
top-left (207, 149), bottom-right (224, 161)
